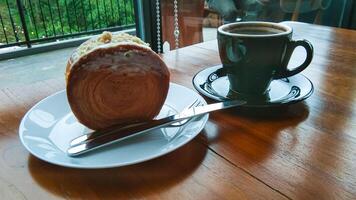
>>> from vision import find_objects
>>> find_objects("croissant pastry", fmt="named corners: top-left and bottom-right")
top-left (66, 32), bottom-right (170, 130)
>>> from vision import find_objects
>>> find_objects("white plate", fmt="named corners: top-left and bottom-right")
top-left (19, 83), bottom-right (208, 169)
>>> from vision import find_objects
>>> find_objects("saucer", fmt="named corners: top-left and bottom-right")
top-left (192, 65), bottom-right (313, 106)
top-left (19, 83), bottom-right (208, 169)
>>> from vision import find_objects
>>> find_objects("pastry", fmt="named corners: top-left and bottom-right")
top-left (66, 32), bottom-right (170, 130)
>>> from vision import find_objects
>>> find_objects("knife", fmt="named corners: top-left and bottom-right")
top-left (67, 100), bottom-right (245, 157)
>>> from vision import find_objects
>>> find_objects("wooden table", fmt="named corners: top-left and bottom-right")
top-left (0, 22), bottom-right (355, 199)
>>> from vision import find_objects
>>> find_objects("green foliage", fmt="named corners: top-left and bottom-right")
top-left (0, 0), bottom-right (135, 45)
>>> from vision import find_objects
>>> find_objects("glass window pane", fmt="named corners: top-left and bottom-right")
top-left (156, 0), bottom-right (354, 51)
top-left (0, 0), bottom-right (136, 50)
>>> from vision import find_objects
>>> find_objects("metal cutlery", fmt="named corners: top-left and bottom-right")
top-left (67, 100), bottom-right (246, 157)
top-left (69, 99), bottom-right (204, 147)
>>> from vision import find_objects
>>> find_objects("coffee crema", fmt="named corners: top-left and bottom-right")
top-left (229, 27), bottom-right (284, 35)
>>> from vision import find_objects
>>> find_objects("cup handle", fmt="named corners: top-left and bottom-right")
top-left (274, 39), bottom-right (314, 79)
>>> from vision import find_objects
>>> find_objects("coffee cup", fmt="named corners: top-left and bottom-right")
top-left (217, 21), bottom-right (313, 97)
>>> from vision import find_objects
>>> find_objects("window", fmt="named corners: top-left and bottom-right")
top-left (0, 0), bottom-right (354, 57)
top-left (0, 0), bottom-right (136, 56)
top-left (154, 0), bottom-right (355, 51)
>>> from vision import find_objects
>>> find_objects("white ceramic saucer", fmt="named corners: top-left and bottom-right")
top-left (19, 83), bottom-right (208, 169)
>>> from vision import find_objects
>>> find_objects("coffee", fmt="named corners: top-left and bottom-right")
top-left (230, 28), bottom-right (284, 35)
top-left (217, 22), bottom-right (314, 96)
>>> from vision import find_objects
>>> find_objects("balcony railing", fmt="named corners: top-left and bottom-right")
top-left (0, 0), bottom-right (135, 49)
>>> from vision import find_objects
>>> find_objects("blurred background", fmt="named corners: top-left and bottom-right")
top-left (161, 0), bottom-right (355, 50)
top-left (0, 0), bottom-right (355, 58)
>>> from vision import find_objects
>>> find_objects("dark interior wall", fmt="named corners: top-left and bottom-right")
top-left (321, 0), bottom-right (355, 29)
top-left (348, 0), bottom-right (356, 29)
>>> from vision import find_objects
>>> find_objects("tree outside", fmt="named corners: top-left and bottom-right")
top-left (0, 0), bottom-right (135, 46)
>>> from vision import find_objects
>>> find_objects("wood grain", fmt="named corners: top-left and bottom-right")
top-left (0, 22), bottom-right (355, 199)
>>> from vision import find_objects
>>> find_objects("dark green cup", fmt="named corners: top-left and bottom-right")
top-left (217, 22), bottom-right (313, 96)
